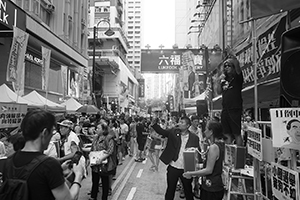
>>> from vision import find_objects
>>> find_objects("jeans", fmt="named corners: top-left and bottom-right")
top-left (165, 165), bottom-right (194, 200)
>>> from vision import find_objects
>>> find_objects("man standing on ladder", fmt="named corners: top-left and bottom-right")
top-left (215, 56), bottom-right (244, 146)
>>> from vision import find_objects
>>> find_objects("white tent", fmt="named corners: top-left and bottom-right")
top-left (23, 90), bottom-right (65, 112)
top-left (183, 92), bottom-right (206, 105)
top-left (60, 97), bottom-right (82, 113)
top-left (0, 84), bottom-right (30, 104)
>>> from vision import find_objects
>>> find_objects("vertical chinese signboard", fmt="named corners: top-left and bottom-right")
top-left (271, 162), bottom-right (299, 200)
top-left (138, 78), bottom-right (145, 98)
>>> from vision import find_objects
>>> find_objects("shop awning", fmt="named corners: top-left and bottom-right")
top-left (23, 90), bottom-right (66, 112)
top-left (183, 92), bottom-right (206, 105)
top-left (213, 78), bottom-right (280, 110)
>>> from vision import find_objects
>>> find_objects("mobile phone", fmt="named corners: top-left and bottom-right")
top-left (69, 151), bottom-right (83, 168)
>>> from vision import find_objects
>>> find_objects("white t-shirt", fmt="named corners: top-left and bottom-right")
top-left (120, 123), bottom-right (129, 135)
top-left (170, 134), bottom-right (189, 169)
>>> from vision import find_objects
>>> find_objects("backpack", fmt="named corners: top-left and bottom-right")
top-left (0, 154), bottom-right (49, 200)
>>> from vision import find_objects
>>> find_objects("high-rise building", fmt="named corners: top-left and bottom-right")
top-left (175, 0), bottom-right (199, 48)
top-left (144, 73), bottom-right (175, 100)
top-left (124, 0), bottom-right (144, 76)
top-left (88, 0), bottom-right (139, 112)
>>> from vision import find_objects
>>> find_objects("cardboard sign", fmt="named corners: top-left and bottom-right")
top-left (247, 126), bottom-right (263, 161)
top-left (271, 162), bottom-right (300, 200)
top-left (270, 108), bottom-right (300, 150)
top-left (0, 102), bottom-right (27, 128)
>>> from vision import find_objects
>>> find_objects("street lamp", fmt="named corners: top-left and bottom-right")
top-left (92, 19), bottom-right (115, 107)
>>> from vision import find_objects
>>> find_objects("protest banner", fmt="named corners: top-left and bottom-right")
top-left (247, 126), bottom-right (262, 161)
top-left (271, 162), bottom-right (299, 200)
top-left (270, 108), bottom-right (300, 150)
top-left (0, 102), bottom-right (27, 128)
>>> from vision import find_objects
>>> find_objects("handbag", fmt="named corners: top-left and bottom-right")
top-left (89, 150), bottom-right (108, 166)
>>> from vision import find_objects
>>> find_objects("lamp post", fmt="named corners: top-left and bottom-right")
top-left (92, 19), bottom-right (115, 107)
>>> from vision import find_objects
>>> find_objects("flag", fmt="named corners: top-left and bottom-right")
top-left (13, 62), bottom-right (25, 96)
top-left (251, 0), bottom-right (300, 20)
top-left (41, 46), bottom-right (51, 91)
top-left (61, 65), bottom-right (68, 98)
top-left (6, 26), bottom-right (29, 94)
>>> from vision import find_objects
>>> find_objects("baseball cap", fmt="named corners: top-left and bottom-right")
top-left (57, 120), bottom-right (73, 128)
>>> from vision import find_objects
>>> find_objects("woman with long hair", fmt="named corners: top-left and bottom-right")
top-left (90, 122), bottom-right (117, 200)
top-left (183, 120), bottom-right (225, 200)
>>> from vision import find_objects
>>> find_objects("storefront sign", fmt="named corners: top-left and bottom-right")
top-left (0, 102), bottom-right (27, 128)
top-left (247, 126), bottom-right (262, 161)
top-left (138, 79), bottom-right (145, 98)
top-left (25, 53), bottom-right (43, 65)
top-left (237, 17), bottom-right (286, 88)
top-left (270, 108), bottom-right (300, 150)
top-left (141, 49), bottom-right (205, 73)
top-left (271, 162), bottom-right (299, 200)
top-left (0, 0), bottom-right (26, 30)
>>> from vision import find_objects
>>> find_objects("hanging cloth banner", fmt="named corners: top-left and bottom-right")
top-left (41, 46), bottom-right (51, 91)
top-left (61, 65), bottom-right (68, 98)
top-left (251, 0), bottom-right (300, 20)
top-left (6, 26), bottom-right (29, 95)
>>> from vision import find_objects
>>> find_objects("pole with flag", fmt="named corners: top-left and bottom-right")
top-left (6, 26), bottom-right (29, 101)
top-left (42, 46), bottom-right (51, 109)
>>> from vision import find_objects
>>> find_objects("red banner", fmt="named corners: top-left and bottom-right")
top-left (251, 0), bottom-right (300, 19)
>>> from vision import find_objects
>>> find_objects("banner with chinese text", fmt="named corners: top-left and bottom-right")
top-left (41, 46), bottom-right (51, 91)
top-left (138, 79), bottom-right (145, 98)
top-left (0, 102), bottom-right (27, 129)
top-left (271, 162), bottom-right (299, 200)
top-left (6, 26), bottom-right (29, 94)
top-left (246, 126), bottom-right (262, 161)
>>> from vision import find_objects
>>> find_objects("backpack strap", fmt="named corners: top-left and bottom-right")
top-left (4, 154), bottom-right (50, 181)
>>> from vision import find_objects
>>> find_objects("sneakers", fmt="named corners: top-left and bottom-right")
top-left (134, 157), bottom-right (145, 162)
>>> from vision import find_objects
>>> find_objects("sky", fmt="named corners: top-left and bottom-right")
top-left (142, 0), bottom-right (175, 49)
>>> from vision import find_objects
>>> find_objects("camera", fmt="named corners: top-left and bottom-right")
top-left (69, 151), bottom-right (83, 168)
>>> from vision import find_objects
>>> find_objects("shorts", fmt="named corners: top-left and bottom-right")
top-left (221, 109), bottom-right (242, 137)
top-left (200, 188), bottom-right (224, 200)
top-left (137, 138), bottom-right (146, 151)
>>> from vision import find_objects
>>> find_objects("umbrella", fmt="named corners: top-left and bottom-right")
top-left (76, 104), bottom-right (100, 114)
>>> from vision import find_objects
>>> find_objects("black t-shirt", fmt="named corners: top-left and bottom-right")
top-left (13, 151), bottom-right (65, 200)
top-left (221, 73), bottom-right (243, 109)
top-left (136, 123), bottom-right (147, 141)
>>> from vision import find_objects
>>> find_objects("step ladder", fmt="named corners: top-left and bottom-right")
top-left (226, 168), bottom-right (255, 200)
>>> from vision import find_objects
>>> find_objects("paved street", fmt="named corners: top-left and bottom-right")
top-left (79, 155), bottom-right (185, 200)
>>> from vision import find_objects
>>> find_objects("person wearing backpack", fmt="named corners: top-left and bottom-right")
top-left (0, 108), bottom-right (84, 200)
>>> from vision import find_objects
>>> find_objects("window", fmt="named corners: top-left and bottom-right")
top-left (134, 61), bottom-right (140, 64)
top-left (135, 56), bottom-right (140, 59)
top-left (128, 21), bottom-right (134, 23)
top-left (135, 31), bottom-right (140, 34)
top-left (135, 11), bottom-right (140, 14)
top-left (135, 41), bottom-right (140, 44)
top-left (135, 26), bottom-right (140, 29)
top-left (128, 31), bottom-right (133, 34)
top-left (129, 61), bottom-right (133, 64)
top-left (135, 16), bottom-right (141, 19)
top-left (128, 26), bottom-right (133, 29)
top-left (135, 36), bottom-right (140, 39)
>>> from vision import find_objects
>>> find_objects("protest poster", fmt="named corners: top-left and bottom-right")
top-left (0, 102), bottom-right (27, 128)
top-left (271, 162), bottom-right (299, 200)
top-left (270, 108), bottom-right (300, 150)
top-left (247, 126), bottom-right (262, 161)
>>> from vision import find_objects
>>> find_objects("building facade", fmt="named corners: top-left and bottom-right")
top-left (175, 0), bottom-right (199, 48)
top-left (0, 0), bottom-right (89, 103)
top-left (88, 0), bottom-right (138, 113)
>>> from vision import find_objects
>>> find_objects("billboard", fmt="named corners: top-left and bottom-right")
top-left (141, 49), bottom-right (206, 73)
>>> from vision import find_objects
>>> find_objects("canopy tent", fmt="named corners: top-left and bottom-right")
top-left (213, 78), bottom-right (280, 110)
top-left (184, 106), bottom-right (197, 115)
top-left (23, 90), bottom-right (65, 112)
top-left (183, 92), bottom-right (206, 105)
top-left (60, 97), bottom-right (82, 113)
top-left (0, 84), bottom-right (30, 104)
